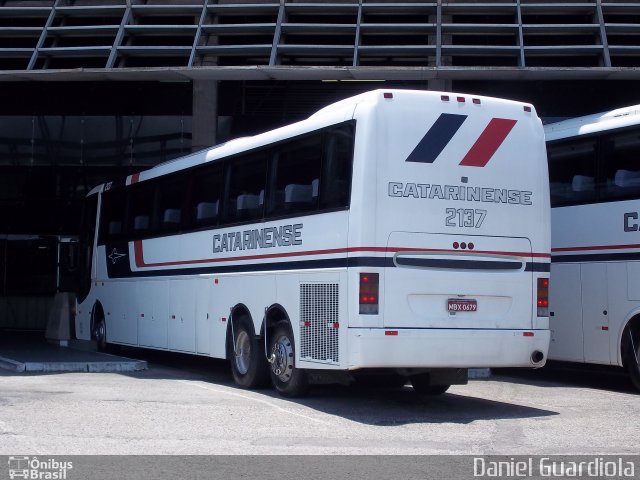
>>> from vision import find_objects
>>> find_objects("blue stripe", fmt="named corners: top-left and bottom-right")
top-left (104, 254), bottom-right (550, 278)
top-left (406, 113), bottom-right (467, 164)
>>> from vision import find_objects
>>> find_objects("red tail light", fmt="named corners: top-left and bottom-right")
top-left (537, 277), bottom-right (549, 317)
top-left (359, 273), bottom-right (379, 315)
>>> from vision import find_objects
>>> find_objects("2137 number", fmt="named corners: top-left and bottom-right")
top-left (445, 208), bottom-right (487, 228)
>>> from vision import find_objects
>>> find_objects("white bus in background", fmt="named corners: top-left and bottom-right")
top-left (545, 105), bottom-right (640, 391)
top-left (76, 89), bottom-right (550, 397)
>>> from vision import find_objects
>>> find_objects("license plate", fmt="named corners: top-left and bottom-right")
top-left (448, 299), bottom-right (478, 312)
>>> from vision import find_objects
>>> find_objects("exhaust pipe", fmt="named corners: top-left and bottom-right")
top-left (531, 350), bottom-right (545, 364)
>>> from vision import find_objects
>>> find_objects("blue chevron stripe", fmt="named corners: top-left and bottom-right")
top-left (406, 113), bottom-right (467, 163)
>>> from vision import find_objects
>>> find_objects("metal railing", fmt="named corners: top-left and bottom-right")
top-left (0, 0), bottom-right (638, 71)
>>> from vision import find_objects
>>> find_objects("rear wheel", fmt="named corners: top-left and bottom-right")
top-left (410, 374), bottom-right (450, 395)
top-left (229, 316), bottom-right (269, 389)
top-left (269, 322), bottom-right (309, 397)
top-left (624, 326), bottom-right (640, 392)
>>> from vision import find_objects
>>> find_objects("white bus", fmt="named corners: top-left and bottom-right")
top-left (545, 105), bottom-right (640, 391)
top-left (76, 89), bottom-right (550, 397)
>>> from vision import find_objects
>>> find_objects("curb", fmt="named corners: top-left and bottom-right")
top-left (0, 356), bottom-right (25, 373)
top-left (0, 356), bottom-right (147, 373)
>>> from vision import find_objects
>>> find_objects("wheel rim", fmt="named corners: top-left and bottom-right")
top-left (234, 330), bottom-right (251, 375)
top-left (271, 333), bottom-right (294, 382)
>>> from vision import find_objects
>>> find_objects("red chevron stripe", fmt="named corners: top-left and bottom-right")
top-left (459, 118), bottom-right (517, 167)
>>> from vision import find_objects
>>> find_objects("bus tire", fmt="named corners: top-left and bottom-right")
top-left (230, 316), bottom-right (270, 389)
top-left (624, 326), bottom-right (640, 392)
top-left (92, 307), bottom-right (107, 352)
top-left (269, 322), bottom-right (309, 397)
top-left (410, 374), bottom-right (450, 395)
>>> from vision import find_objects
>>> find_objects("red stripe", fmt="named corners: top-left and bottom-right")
top-left (128, 172), bottom-right (141, 185)
top-left (132, 241), bottom-right (550, 269)
top-left (459, 118), bottom-right (517, 167)
top-left (552, 243), bottom-right (640, 253)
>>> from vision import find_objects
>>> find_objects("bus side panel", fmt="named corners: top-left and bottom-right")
top-left (548, 263), bottom-right (584, 362)
top-left (138, 280), bottom-right (168, 348)
top-left (550, 200), bottom-right (640, 366)
top-left (168, 279), bottom-right (197, 353)
top-left (106, 280), bottom-right (138, 345)
top-left (195, 278), bottom-right (212, 355)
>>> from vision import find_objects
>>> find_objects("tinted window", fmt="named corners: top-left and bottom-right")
top-left (191, 163), bottom-right (224, 228)
top-left (99, 188), bottom-right (126, 242)
top-left (225, 151), bottom-right (268, 223)
top-left (128, 183), bottom-right (155, 236)
top-left (600, 128), bottom-right (640, 202)
top-left (156, 175), bottom-right (188, 233)
top-left (547, 137), bottom-right (597, 206)
top-left (268, 134), bottom-right (322, 217)
top-left (320, 124), bottom-right (354, 209)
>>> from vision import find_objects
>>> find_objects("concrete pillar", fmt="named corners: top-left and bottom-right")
top-left (191, 80), bottom-right (218, 151)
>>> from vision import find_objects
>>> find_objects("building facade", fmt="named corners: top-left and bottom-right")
top-left (1, 0), bottom-right (640, 239)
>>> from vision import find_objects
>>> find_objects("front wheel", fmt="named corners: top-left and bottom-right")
top-left (269, 322), bottom-right (309, 397)
top-left (92, 312), bottom-right (107, 352)
top-left (625, 327), bottom-right (640, 392)
top-left (229, 316), bottom-right (269, 389)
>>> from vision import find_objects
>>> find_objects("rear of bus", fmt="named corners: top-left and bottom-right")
top-left (347, 90), bottom-right (550, 375)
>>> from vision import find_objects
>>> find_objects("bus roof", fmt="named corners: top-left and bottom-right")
top-left (544, 104), bottom-right (640, 141)
top-left (100, 89), bottom-right (536, 189)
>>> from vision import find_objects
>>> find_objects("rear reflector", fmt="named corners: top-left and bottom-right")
top-left (359, 272), bottom-right (379, 315)
top-left (523, 332), bottom-right (534, 337)
top-left (537, 277), bottom-right (549, 317)
top-left (384, 92), bottom-right (393, 99)
top-left (385, 330), bottom-right (398, 336)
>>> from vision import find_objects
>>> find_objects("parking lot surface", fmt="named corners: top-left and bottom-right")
top-left (0, 352), bottom-right (638, 455)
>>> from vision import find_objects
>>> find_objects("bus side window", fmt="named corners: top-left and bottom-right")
top-left (128, 184), bottom-right (155, 237)
top-left (156, 174), bottom-right (188, 234)
top-left (600, 128), bottom-right (640, 202)
top-left (267, 133), bottom-right (322, 217)
top-left (225, 151), bottom-right (268, 223)
top-left (191, 163), bottom-right (223, 228)
top-left (547, 137), bottom-right (597, 206)
top-left (320, 123), bottom-right (354, 210)
top-left (99, 189), bottom-right (126, 243)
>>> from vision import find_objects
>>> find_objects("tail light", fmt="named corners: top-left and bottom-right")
top-left (537, 277), bottom-right (549, 317)
top-left (359, 273), bottom-right (379, 315)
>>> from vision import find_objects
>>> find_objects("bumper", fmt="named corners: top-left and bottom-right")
top-left (347, 328), bottom-right (550, 370)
